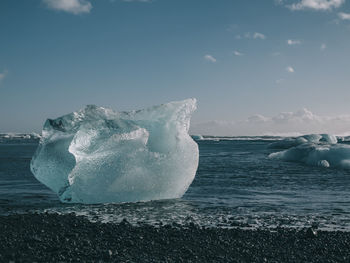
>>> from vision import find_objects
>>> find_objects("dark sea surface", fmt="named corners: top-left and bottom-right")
top-left (1, 135), bottom-right (350, 231)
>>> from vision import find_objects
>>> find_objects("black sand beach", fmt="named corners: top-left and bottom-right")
top-left (1, 213), bottom-right (349, 262)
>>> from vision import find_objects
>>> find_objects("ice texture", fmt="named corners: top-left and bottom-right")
top-left (30, 99), bottom-right (199, 204)
top-left (268, 134), bottom-right (350, 169)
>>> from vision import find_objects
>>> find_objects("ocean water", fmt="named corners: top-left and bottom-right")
top-left (1, 135), bottom-right (350, 231)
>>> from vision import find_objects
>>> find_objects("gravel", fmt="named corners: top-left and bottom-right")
top-left (1, 213), bottom-right (349, 262)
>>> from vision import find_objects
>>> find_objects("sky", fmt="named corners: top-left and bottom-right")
top-left (1, 0), bottom-right (350, 135)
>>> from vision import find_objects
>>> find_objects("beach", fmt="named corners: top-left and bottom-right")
top-left (1, 213), bottom-right (349, 262)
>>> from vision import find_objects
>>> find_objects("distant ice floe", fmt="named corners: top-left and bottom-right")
top-left (0, 133), bottom-right (41, 143)
top-left (191, 135), bottom-right (204, 140)
top-left (268, 134), bottom-right (350, 169)
top-left (192, 135), bottom-right (285, 142)
top-left (268, 134), bottom-right (337, 149)
top-left (337, 136), bottom-right (350, 142)
top-left (0, 133), bottom-right (41, 139)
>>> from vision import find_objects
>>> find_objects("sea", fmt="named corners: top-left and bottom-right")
top-left (1, 134), bottom-right (350, 231)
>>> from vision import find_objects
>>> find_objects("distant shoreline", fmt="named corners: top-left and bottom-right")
top-left (1, 213), bottom-right (349, 262)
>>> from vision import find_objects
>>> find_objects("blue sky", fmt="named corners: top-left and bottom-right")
top-left (1, 0), bottom-right (350, 133)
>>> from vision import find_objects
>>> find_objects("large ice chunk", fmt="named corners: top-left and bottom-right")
top-left (30, 99), bottom-right (199, 204)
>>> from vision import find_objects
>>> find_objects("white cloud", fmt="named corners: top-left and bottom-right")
top-left (233, 50), bottom-right (244, 56)
top-left (275, 78), bottom-right (285, 84)
top-left (204, 54), bottom-right (217, 63)
top-left (43, 0), bottom-right (92, 15)
top-left (0, 70), bottom-right (8, 82)
top-left (252, 32), bottom-right (266, 39)
top-left (248, 114), bottom-right (270, 123)
top-left (191, 108), bottom-right (350, 136)
top-left (287, 39), bottom-right (302, 45)
top-left (286, 66), bottom-right (295, 73)
top-left (288, 0), bottom-right (345, 11)
top-left (320, 43), bottom-right (327, 50)
top-left (236, 32), bottom-right (266, 40)
top-left (338, 12), bottom-right (350, 20)
top-left (272, 108), bottom-right (317, 123)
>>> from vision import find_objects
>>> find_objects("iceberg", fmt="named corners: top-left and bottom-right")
top-left (268, 134), bottom-right (338, 149)
top-left (268, 134), bottom-right (350, 169)
top-left (191, 134), bottom-right (204, 140)
top-left (30, 99), bottom-right (199, 204)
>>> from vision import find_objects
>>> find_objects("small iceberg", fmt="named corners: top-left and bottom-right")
top-left (191, 134), bottom-right (204, 140)
top-left (268, 134), bottom-right (337, 149)
top-left (30, 99), bottom-right (199, 204)
top-left (268, 134), bottom-right (350, 169)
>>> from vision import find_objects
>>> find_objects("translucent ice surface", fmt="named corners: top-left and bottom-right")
top-left (30, 99), bottom-right (199, 204)
top-left (268, 134), bottom-right (350, 169)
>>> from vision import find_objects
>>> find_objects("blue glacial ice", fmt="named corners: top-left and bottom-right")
top-left (268, 134), bottom-right (350, 169)
top-left (30, 99), bottom-right (199, 204)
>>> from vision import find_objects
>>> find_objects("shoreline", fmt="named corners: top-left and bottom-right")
top-left (1, 213), bottom-right (349, 262)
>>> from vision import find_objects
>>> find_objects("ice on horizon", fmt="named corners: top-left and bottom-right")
top-left (30, 99), bottom-right (199, 204)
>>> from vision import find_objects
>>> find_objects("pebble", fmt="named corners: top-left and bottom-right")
top-left (0, 213), bottom-right (349, 262)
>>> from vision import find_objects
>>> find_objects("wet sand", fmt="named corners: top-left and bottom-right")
top-left (1, 213), bottom-right (349, 262)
